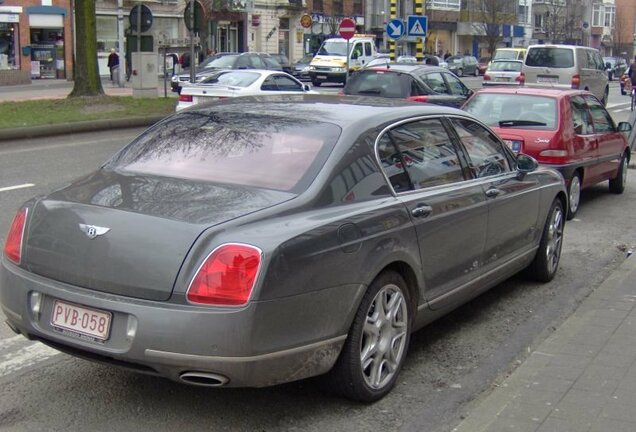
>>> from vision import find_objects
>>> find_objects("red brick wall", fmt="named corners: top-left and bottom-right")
top-left (616, 0), bottom-right (636, 59)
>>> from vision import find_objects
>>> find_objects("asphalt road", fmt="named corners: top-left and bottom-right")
top-left (0, 86), bottom-right (635, 431)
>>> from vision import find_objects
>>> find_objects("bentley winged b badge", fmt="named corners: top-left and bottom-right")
top-left (79, 224), bottom-right (111, 240)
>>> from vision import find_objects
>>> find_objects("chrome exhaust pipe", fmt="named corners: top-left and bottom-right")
top-left (179, 371), bottom-right (229, 387)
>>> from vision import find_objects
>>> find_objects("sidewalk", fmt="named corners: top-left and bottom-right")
top-left (453, 254), bottom-right (636, 432)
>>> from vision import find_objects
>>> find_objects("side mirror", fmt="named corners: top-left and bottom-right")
top-left (303, 84), bottom-right (311, 91)
top-left (516, 153), bottom-right (539, 175)
top-left (618, 121), bottom-right (632, 133)
top-left (466, 88), bottom-right (474, 97)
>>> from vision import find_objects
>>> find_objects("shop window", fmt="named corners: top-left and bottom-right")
top-left (0, 23), bottom-right (19, 70)
top-left (30, 28), bottom-right (64, 79)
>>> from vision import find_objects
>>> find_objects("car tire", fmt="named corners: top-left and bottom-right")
top-left (601, 86), bottom-right (609, 107)
top-left (457, 68), bottom-right (463, 77)
top-left (609, 154), bottom-right (628, 194)
top-left (526, 198), bottom-right (565, 282)
top-left (567, 172), bottom-right (581, 220)
top-left (326, 271), bottom-right (411, 402)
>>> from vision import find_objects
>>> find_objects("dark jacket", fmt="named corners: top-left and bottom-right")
top-left (107, 53), bottom-right (119, 68)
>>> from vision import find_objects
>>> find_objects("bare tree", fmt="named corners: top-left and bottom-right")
top-left (469, 0), bottom-right (516, 57)
top-left (69, 0), bottom-right (104, 97)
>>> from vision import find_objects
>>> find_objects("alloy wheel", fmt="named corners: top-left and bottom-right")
top-left (359, 284), bottom-right (408, 390)
top-left (545, 205), bottom-right (564, 275)
top-left (568, 175), bottom-right (581, 216)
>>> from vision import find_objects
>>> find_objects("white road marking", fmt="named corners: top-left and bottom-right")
top-left (0, 341), bottom-right (60, 378)
top-left (0, 183), bottom-right (35, 193)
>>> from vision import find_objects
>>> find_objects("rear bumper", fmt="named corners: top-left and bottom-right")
top-left (0, 258), bottom-right (353, 387)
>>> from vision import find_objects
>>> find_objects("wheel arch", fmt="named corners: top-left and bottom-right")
top-left (371, 260), bottom-right (421, 317)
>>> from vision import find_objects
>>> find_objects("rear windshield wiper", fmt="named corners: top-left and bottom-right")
top-left (499, 120), bottom-right (547, 127)
top-left (357, 89), bottom-right (382, 95)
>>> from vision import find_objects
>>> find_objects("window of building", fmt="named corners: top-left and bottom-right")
top-left (427, 0), bottom-right (460, 11)
top-left (333, 0), bottom-right (344, 16)
top-left (0, 22), bottom-right (19, 70)
top-left (604, 6), bottom-right (614, 28)
top-left (592, 3), bottom-right (603, 27)
top-left (534, 13), bottom-right (543, 31)
top-left (353, 0), bottom-right (363, 16)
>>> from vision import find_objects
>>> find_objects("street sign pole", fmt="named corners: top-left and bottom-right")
top-left (117, 0), bottom-right (124, 87)
top-left (346, 39), bottom-right (350, 80)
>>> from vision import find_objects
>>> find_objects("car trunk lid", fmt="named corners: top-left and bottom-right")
top-left (22, 170), bottom-right (293, 301)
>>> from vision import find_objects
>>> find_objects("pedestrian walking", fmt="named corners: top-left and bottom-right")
top-left (107, 48), bottom-right (119, 82)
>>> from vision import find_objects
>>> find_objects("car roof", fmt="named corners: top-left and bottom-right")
top-left (365, 64), bottom-right (448, 73)
top-left (474, 87), bottom-right (588, 98)
top-left (175, 94), bottom-right (468, 128)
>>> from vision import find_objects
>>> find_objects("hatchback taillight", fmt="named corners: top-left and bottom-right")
top-left (483, 74), bottom-right (491, 81)
top-left (4, 208), bottom-right (28, 265)
top-left (179, 94), bottom-right (193, 102)
top-left (571, 74), bottom-right (580, 89)
top-left (186, 244), bottom-right (262, 306)
top-left (515, 72), bottom-right (525, 84)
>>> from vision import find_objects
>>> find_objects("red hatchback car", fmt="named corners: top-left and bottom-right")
top-left (463, 87), bottom-right (632, 219)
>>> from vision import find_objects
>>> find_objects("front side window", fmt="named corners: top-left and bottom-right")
top-left (450, 118), bottom-right (512, 178)
top-left (273, 75), bottom-right (302, 91)
top-left (382, 119), bottom-right (465, 190)
top-left (421, 72), bottom-right (448, 94)
top-left (585, 95), bottom-right (616, 134)
top-left (443, 72), bottom-right (467, 95)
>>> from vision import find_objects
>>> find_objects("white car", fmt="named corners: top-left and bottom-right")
top-left (176, 70), bottom-right (317, 111)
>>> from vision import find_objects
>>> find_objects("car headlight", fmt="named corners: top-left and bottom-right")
top-left (302, 66), bottom-right (310, 72)
top-left (333, 67), bottom-right (346, 72)
top-left (308, 66), bottom-right (316, 71)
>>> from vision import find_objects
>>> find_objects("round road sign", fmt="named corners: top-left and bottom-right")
top-left (300, 14), bottom-right (312, 29)
top-left (338, 18), bottom-right (356, 40)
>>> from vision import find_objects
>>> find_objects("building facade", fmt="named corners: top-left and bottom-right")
top-left (615, 0), bottom-right (636, 59)
top-left (0, 0), bottom-right (73, 85)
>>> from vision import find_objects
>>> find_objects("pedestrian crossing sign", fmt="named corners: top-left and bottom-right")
top-left (407, 15), bottom-right (427, 37)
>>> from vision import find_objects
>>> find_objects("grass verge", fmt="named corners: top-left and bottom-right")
top-left (0, 96), bottom-right (176, 129)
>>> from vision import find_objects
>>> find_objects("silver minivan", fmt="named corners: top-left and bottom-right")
top-left (523, 44), bottom-right (609, 105)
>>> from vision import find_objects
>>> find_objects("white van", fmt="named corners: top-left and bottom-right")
top-left (523, 44), bottom-right (609, 105)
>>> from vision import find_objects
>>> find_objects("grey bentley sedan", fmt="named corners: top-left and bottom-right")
top-left (1, 96), bottom-right (566, 402)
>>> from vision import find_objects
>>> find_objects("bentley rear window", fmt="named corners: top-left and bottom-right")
top-left (107, 111), bottom-right (341, 192)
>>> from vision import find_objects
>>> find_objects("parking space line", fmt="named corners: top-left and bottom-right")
top-left (0, 183), bottom-right (35, 193)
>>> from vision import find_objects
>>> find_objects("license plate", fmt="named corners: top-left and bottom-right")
top-left (51, 300), bottom-right (112, 342)
top-left (317, 75), bottom-right (327, 79)
top-left (504, 140), bottom-right (521, 153)
top-left (537, 76), bottom-right (558, 83)
top-left (494, 77), bottom-right (511, 82)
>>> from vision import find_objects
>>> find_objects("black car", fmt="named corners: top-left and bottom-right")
top-left (344, 64), bottom-right (473, 108)
top-left (269, 54), bottom-right (292, 74)
top-left (292, 54), bottom-right (314, 80)
top-left (170, 52), bottom-right (282, 93)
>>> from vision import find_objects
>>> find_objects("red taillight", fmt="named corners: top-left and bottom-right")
top-left (406, 95), bottom-right (429, 103)
top-left (515, 72), bottom-right (525, 84)
top-left (571, 74), bottom-right (580, 89)
top-left (483, 74), bottom-right (491, 81)
top-left (179, 94), bottom-right (193, 102)
top-left (4, 208), bottom-right (27, 265)
top-left (186, 244), bottom-right (262, 306)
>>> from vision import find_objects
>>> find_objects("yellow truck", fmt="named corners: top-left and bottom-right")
top-left (308, 36), bottom-right (377, 86)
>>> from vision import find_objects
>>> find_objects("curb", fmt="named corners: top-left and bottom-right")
top-left (0, 115), bottom-right (167, 143)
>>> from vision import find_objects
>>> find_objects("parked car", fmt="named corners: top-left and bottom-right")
top-left (447, 55), bottom-right (479, 77)
top-left (603, 56), bottom-right (627, 81)
top-left (0, 95), bottom-right (566, 402)
top-left (292, 53), bottom-right (314, 80)
top-left (523, 44), bottom-right (609, 106)
top-left (482, 60), bottom-right (524, 86)
top-left (170, 52), bottom-right (281, 93)
top-left (463, 87), bottom-right (631, 219)
top-left (363, 57), bottom-right (392, 69)
top-left (492, 48), bottom-right (527, 62)
top-left (343, 64), bottom-right (473, 107)
top-left (176, 70), bottom-right (315, 111)
top-left (397, 55), bottom-right (418, 63)
top-left (478, 57), bottom-right (491, 75)
top-left (269, 53), bottom-right (292, 74)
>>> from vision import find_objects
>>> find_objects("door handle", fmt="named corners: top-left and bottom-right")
top-left (485, 188), bottom-right (502, 198)
top-left (411, 204), bottom-right (433, 218)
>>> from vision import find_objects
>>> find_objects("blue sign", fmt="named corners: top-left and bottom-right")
top-left (386, 19), bottom-right (404, 40)
top-left (407, 15), bottom-right (427, 36)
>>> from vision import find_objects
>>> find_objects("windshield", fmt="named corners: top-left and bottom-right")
top-left (200, 71), bottom-right (260, 87)
top-left (298, 54), bottom-right (314, 64)
top-left (448, 57), bottom-right (463, 63)
top-left (525, 47), bottom-right (574, 68)
top-left (344, 70), bottom-right (411, 98)
top-left (317, 40), bottom-right (349, 56)
top-left (463, 93), bottom-right (557, 130)
top-left (107, 112), bottom-right (341, 192)
top-left (489, 61), bottom-right (522, 72)
top-left (493, 50), bottom-right (518, 61)
top-left (203, 55), bottom-right (239, 69)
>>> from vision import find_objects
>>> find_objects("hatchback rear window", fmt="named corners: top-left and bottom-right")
top-left (107, 111), bottom-right (341, 192)
top-left (525, 47), bottom-right (574, 68)
top-left (345, 71), bottom-right (411, 98)
top-left (489, 61), bottom-right (522, 71)
top-left (463, 93), bottom-right (558, 130)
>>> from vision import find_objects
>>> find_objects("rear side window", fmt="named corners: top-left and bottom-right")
top-left (585, 95), bottom-right (616, 133)
top-left (345, 71), bottom-right (411, 98)
top-left (525, 47), bottom-right (574, 68)
top-left (107, 112), bottom-right (341, 192)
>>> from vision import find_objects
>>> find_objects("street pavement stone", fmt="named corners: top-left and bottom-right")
top-left (453, 256), bottom-right (636, 432)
